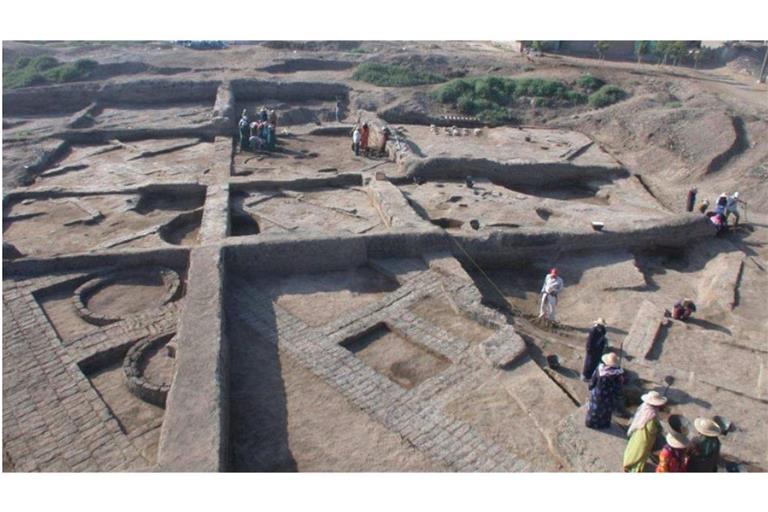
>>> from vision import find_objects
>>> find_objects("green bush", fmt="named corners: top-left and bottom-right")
top-left (564, 90), bottom-right (588, 104)
top-left (30, 56), bottom-right (59, 71)
top-left (588, 84), bottom-right (627, 108)
top-left (575, 74), bottom-right (605, 92)
top-left (352, 62), bottom-right (445, 87)
top-left (434, 78), bottom-right (473, 103)
top-left (4, 56), bottom-right (99, 89)
top-left (432, 75), bottom-right (624, 123)
top-left (15, 57), bottom-right (31, 69)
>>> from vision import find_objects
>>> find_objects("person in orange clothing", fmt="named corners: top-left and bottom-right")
top-left (656, 430), bottom-right (690, 473)
top-left (360, 123), bottom-right (370, 156)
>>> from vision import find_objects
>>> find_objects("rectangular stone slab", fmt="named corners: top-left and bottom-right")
top-left (623, 300), bottom-right (662, 360)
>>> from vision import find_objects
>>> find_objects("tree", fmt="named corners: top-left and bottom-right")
top-left (635, 41), bottom-right (651, 64)
top-left (655, 41), bottom-right (672, 65)
top-left (670, 41), bottom-right (688, 66)
top-left (595, 41), bottom-right (610, 60)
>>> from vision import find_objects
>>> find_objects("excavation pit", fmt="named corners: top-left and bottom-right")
top-left (3, 190), bottom-right (204, 256)
top-left (231, 126), bottom-right (398, 180)
top-left (29, 138), bottom-right (214, 189)
top-left (341, 323), bottom-right (452, 389)
top-left (230, 186), bottom-right (385, 236)
top-left (74, 266), bottom-right (181, 325)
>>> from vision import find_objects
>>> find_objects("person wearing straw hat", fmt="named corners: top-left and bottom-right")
top-left (582, 317), bottom-right (608, 381)
top-left (585, 352), bottom-right (624, 429)
top-left (623, 390), bottom-right (667, 472)
top-left (656, 430), bottom-right (690, 472)
top-left (688, 418), bottom-right (722, 472)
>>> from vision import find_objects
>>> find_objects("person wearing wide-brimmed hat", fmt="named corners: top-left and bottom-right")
top-left (582, 317), bottom-right (608, 381)
top-left (688, 418), bottom-right (722, 472)
top-left (623, 390), bottom-right (668, 472)
top-left (585, 352), bottom-right (624, 429)
top-left (657, 430), bottom-right (690, 472)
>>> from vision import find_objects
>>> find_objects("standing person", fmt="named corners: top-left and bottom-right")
top-left (378, 126), bottom-right (391, 156)
top-left (269, 109), bottom-right (277, 129)
top-left (352, 125), bottom-right (361, 156)
top-left (715, 193), bottom-right (728, 216)
top-left (725, 192), bottom-right (744, 226)
top-left (686, 187), bottom-right (697, 212)
top-left (688, 418), bottom-right (721, 472)
top-left (623, 391), bottom-right (667, 472)
top-left (582, 318), bottom-right (608, 381)
top-left (360, 123), bottom-right (370, 156)
top-left (265, 123), bottom-right (275, 152)
top-left (238, 109), bottom-right (250, 152)
top-left (585, 353), bottom-right (625, 429)
top-left (335, 100), bottom-right (343, 122)
top-left (538, 268), bottom-right (564, 322)
top-left (656, 431), bottom-right (690, 473)
top-left (259, 106), bottom-right (268, 122)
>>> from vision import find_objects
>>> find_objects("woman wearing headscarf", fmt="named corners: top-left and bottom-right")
top-left (585, 352), bottom-right (624, 429)
top-left (656, 430), bottom-right (690, 472)
top-left (623, 390), bottom-right (667, 472)
top-left (582, 318), bottom-right (607, 381)
top-left (688, 418), bottom-right (722, 472)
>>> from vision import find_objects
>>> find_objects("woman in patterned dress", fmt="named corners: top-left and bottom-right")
top-left (585, 352), bottom-right (624, 429)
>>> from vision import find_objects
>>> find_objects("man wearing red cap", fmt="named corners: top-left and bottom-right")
top-left (538, 267), bottom-right (564, 321)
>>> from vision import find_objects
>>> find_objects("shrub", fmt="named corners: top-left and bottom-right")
top-left (564, 90), bottom-right (588, 105)
top-left (30, 56), bottom-right (59, 71)
top-left (352, 62), bottom-right (445, 87)
top-left (4, 56), bottom-right (99, 89)
top-left (434, 79), bottom-right (473, 103)
top-left (588, 84), bottom-right (627, 108)
top-left (575, 74), bottom-right (605, 92)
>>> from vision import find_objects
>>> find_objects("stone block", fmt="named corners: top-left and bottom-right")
top-left (479, 327), bottom-right (526, 368)
top-left (622, 300), bottom-right (662, 360)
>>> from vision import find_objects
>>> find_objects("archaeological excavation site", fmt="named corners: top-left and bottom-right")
top-left (2, 40), bottom-right (767, 473)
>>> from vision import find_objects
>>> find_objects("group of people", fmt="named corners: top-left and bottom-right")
top-left (580, 317), bottom-right (723, 472)
top-left (548, 265), bottom-right (721, 472)
top-left (687, 188), bottom-right (746, 235)
top-left (351, 123), bottom-right (390, 158)
top-left (238, 107), bottom-right (278, 153)
top-left (624, 395), bottom-right (723, 473)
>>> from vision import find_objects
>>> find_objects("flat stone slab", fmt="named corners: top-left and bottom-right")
top-left (554, 405), bottom-right (627, 472)
top-left (697, 251), bottom-right (744, 313)
top-left (582, 255), bottom-right (647, 290)
top-left (623, 300), bottom-right (663, 360)
top-left (479, 327), bottom-right (526, 368)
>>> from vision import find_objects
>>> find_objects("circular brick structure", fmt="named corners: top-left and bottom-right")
top-left (123, 333), bottom-right (176, 407)
top-left (73, 266), bottom-right (181, 326)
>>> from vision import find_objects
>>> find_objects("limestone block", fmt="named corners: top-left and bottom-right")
top-left (622, 300), bottom-right (662, 360)
top-left (479, 327), bottom-right (526, 368)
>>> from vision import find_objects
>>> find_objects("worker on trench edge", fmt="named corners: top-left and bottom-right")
top-left (538, 267), bottom-right (563, 322)
top-left (582, 317), bottom-right (608, 381)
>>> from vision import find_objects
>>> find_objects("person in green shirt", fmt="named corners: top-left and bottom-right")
top-left (688, 417), bottom-right (722, 472)
top-left (623, 391), bottom-right (668, 472)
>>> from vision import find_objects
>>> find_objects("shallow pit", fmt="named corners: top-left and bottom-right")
top-left (341, 323), bottom-right (451, 389)
top-left (230, 187), bottom-right (385, 236)
top-left (409, 294), bottom-right (497, 344)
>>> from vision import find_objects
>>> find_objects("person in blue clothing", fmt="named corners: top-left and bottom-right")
top-left (581, 317), bottom-right (608, 381)
top-left (585, 352), bottom-right (624, 430)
